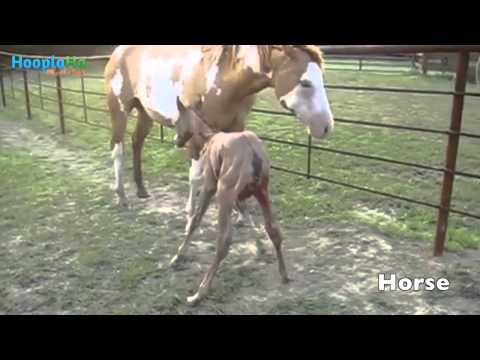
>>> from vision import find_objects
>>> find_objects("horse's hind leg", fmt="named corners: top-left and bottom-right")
top-left (132, 107), bottom-right (154, 199)
top-left (108, 92), bottom-right (128, 207)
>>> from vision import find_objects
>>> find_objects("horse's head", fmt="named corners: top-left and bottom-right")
top-left (271, 45), bottom-right (334, 139)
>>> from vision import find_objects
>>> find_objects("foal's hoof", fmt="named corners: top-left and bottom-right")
top-left (234, 218), bottom-right (246, 228)
top-left (137, 188), bottom-right (151, 199)
top-left (255, 246), bottom-right (267, 258)
top-left (117, 199), bottom-right (129, 209)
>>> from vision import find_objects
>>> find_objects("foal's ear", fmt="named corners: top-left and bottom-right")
top-left (192, 99), bottom-right (203, 113)
top-left (176, 96), bottom-right (186, 112)
top-left (282, 45), bottom-right (297, 59)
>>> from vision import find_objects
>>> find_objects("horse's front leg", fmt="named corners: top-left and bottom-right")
top-left (186, 158), bottom-right (204, 233)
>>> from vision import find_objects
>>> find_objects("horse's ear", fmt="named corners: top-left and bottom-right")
top-left (176, 96), bottom-right (186, 112)
top-left (282, 45), bottom-right (297, 59)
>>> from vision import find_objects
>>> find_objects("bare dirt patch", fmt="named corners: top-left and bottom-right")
top-left (1, 118), bottom-right (479, 315)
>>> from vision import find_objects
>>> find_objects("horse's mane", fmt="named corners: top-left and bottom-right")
top-left (200, 45), bottom-right (325, 72)
top-left (293, 45), bottom-right (325, 69)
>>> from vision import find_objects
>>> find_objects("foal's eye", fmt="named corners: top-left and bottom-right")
top-left (300, 80), bottom-right (313, 89)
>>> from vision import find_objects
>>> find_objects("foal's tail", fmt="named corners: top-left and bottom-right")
top-left (252, 151), bottom-right (264, 185)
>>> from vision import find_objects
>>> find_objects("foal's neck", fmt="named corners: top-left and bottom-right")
top-left (190, 119), bottom-right (216, 160)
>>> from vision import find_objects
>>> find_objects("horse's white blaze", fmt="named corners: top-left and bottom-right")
top-left (111, 69), bottom-right (123, 97)
top-left (112, 143), bottom-right (124, 191)
top-left (238, 45), bottom-right (261, 72)
top-left (280, 62), bottom-right (334, 139)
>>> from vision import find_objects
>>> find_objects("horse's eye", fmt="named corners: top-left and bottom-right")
top-left (300, 80), bottom-right (313, 88)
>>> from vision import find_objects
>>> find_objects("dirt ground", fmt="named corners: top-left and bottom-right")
top-left (1, 118), bottom-right (479, 315)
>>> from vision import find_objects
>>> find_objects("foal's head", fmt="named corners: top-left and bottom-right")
top-left (175, 97), bottom-right (212, 150)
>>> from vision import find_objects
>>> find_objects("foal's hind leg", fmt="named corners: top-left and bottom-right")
top-left (254, 183), bottom-right (290, 284)
top-left (235, 200), bottom-right (266, 257)
top-left (132, 108), bottom-right (154, 199)
top-left (108, 92), bottom-right (128, 207)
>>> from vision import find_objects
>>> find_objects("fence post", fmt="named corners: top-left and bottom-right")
top-left (307, 135), bottom-right (313, 179)
top-left (38, 71), bottom-right (44, 110)
top-left (56, 74), bottom-right (66, 134)
top-left (160, 125), bottom-right (165, 143)
top-left (80, 74), bottom-right (88, 123)
top-left (433, 51), bottom-right (470, 257)
top-left (9, 71), bottom-right (15, 99)
top-left (359, 58), bottom-right (363, 71)
top-left (422, 54), bottom-right (429, 75)
top-left (0, 68), bottom-right (6, 107)
top-left (22, 70), bottom-right (32, 120)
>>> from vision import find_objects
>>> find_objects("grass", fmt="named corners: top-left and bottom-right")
top-left (1, 64), bottom-right (480, 256)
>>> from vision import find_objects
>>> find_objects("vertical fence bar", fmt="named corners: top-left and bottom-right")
top-left (22, 70), bottom-right (32, 120)
top-left (0, 68), bottom-right (6, 107)
top-left (476, 57), bottom-right (480, 86)
top-left (80, 74), bottom-right (88, 123)
top-left (307, 135), bottom-right (313, 179)
top-left (56, 74), bottom-right (66, 134)
top-left (434, 51), bottom-right (470, 257)
top-left (38, 71), bottom-right (44, 110)
top-left (359, 58), bottom-right (363, 71)
top-left (9, 71), bottom-right (15, 99)
top-left (160, 125), bottom-right (165, 143)
top-left (422, 55), bottom-right (429, 75)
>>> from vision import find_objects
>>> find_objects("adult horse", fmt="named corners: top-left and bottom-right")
top-left (104, 45), bottom-right (334, 219)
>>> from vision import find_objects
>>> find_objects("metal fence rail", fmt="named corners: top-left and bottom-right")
top-left (1, 45), bottom-right (479, 257)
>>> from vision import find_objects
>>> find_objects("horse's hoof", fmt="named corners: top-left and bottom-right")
top-left (137, 189), bottom-right (151, 199)
top-left (169, 255), bottom-right (183, 269)
top-left (282, 277), bottom-right (292, 285)
top-left (187, 293), bottom-right (202, 306)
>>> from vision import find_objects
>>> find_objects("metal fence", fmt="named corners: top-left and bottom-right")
top-left (326, 54), bottom-right (417, 72)
top-left (1, 45), bottom-right (480, 257)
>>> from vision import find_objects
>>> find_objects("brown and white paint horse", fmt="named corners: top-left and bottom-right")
top-left (104, 45), bottom-right (334, 219)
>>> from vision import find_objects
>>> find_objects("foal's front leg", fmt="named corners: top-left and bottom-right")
top-left (187, 188), bottom-right (234, 305)
top-left (170, 186), bottom-right (216, 268)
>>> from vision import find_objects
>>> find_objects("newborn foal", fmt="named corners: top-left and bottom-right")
top-left (170, 98), bottom-right (290, 305)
